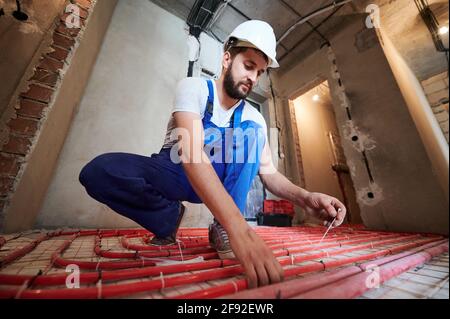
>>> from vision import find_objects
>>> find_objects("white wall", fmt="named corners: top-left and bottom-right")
top-left (36, 0), bottom-right (194, 229)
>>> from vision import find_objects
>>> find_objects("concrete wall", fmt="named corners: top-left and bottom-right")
top-left (273, 15), bottom-right (448, 234)
top-left (36, 0), bottom-right (197, 229)
top-left (332, 19), bottom-right (448, 234)
top-left (0, 0), bottom-right (66, 116)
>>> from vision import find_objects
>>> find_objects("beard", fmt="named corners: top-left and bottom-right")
top-left (223, 62), bottom-right (253, 100)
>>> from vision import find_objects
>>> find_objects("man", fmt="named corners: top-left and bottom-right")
top-left (79, 20), bottom-right (346, 288)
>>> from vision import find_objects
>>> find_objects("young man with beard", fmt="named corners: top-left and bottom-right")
top-left (79, 20), bottom-right (346, 288)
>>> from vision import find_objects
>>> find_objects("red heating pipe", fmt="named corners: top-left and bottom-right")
top-left (0, 227), bottom-right (442, 292)
top-left (69, 232), bottom-right (415, 270)
top-left (71, 232), bottom-right (398, 269)
top-left (0, 258), bottom-right (237, 287)
top-left (0, 233), bottom-right (435, 287)
top-left (110, 232), bottom-right (396, 259)
top-left (120, 236), bottom-right (210, 252)
top-left (292, 241), bottom-right (449, 299)
top-left (273, 234), bottom-right (423, 258)
top-left (48, 233), bottom-right (155, 270)
top-left (0, 233), bottom-right (411, 286)
top-left (172, 237), bottom-right (442, 299)
top-left (261, 233), bottom-right (399, 251)
top-left (0, 264), bottom-right (244, 299)
top-left (224, 239), bottom-right (449, 299)
top-left (0, 237), bottom-right (440, 299)
top-left (94, 236), bottom-right (216, 258)
top-left (0, 233), bottom-right (50, 267)
top-left (51, 236), bottom-right (156, 270)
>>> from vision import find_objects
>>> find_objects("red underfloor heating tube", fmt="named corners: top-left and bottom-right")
top-left (0, 226), bottom-right (447, 299)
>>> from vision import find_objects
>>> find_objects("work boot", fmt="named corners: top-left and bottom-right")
top-left (208, 219), bottom-right (235, 259)
top-left (150, 202), bottom-right (185, 246)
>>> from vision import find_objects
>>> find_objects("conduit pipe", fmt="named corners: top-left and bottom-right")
top-left (293, 241), bottom-right (449, 298)
top-left (126, 230), bottom-right (402, 252)
top-left (0, 233), bottom-right (50, 267)
top-left (174, 238), bottom-right (446, 299)
top-left (0, 237), bottom-right (440, 298)
top-left (0, 258), bottom-right (237, 287)
top-left (118, 231), bottom-right (396, 255)
top-left (225, 239), bottom-right (449, 298)
top-left (95, 236), bottom-right (216, 259)
top-left (82, 233), bottom-right (421, 270)
top-left (4, 231), bottom-right (433, 283)
top-left (2, 233), bottom-right (423, 285)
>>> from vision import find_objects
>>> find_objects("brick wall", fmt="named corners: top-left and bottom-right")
top-left (0, 0), bottom-right (95, 226)
top-left (421, 72), bottom-right (449, 143)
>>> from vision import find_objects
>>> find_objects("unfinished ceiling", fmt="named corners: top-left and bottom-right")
top-left (149, 0), bottom-right (449, 80)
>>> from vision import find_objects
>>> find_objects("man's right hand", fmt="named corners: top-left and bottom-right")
top-left (228, 222), bottom-right (284, 288)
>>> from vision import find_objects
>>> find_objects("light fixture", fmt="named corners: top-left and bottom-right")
top-left (439, 25), bottom-right (449, 35)
top-left (312, 94), bottom-right (320, 102)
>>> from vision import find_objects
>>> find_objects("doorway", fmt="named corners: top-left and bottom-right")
top-left (290, 80), bottom-right (362, 224)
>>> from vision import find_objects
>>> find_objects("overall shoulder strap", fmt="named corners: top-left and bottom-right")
top-left (232, 100), bottom-right (245, 128)
top-left (206, 79), bottom-right (214, 114)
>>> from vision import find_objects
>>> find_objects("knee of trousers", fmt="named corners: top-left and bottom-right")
top-left (79, 153), bottom-right (118, 194)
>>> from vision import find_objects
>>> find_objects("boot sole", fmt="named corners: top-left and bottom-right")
top-left (148, 203), bottom-right (185, 246)
top-left (217, 249), bottom-right (236, 260)
top-left (149, 238), bottom-right (177, 246)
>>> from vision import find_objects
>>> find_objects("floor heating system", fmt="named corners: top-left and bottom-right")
top-left (0, 225), bottom-right (448, 299)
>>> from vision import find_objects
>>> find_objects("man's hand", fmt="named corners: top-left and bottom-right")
top-left (228, 222), bottom-right (284, 289)
top-left (302, 192), bottom-right (346, 227)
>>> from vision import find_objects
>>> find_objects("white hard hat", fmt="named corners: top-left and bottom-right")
top-left (224, 20), bottom-right (279, 68)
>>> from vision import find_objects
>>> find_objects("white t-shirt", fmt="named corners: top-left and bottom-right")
top-left (162, 77), bottom-right (268, 149)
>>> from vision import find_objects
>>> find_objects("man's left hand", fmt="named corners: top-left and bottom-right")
top-left (302, 192), bottom-right (347, 227)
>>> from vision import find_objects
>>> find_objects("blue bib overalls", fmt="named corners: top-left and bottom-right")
top-left (79, 80), bottom-right (265, 237)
